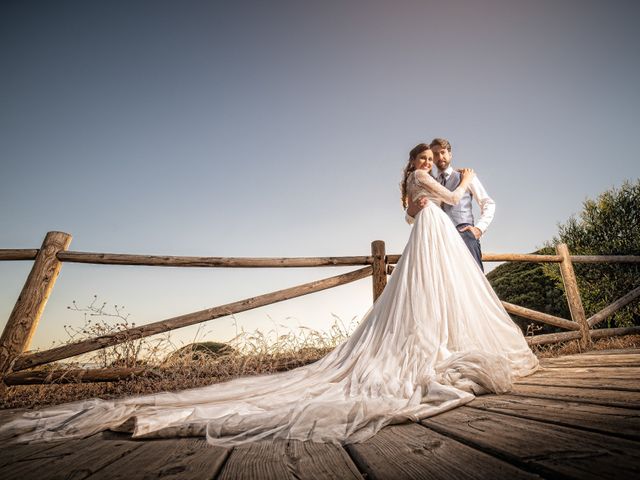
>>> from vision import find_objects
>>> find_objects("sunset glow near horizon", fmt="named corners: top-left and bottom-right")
top-left (1, 0), bottom-right (639, 353)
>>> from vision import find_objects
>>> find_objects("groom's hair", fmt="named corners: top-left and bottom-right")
top-left (430, 138), bottom-right (452, 152)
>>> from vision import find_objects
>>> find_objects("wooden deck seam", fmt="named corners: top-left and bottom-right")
top-left (339, 444), bottom-right (368, 479)
top-left (79, 439), bottom-right (147, 480)
top-left (464, 403), bottom-right (639, 442)
top-left (210, 445), bottom-right (234, 480)
top-left (508, 390), bottom-right (640, 409)
top-left (345, 421), bottom-right (544, 480)
top-left (417, 421), bottom-right (559, 480)
top-left (514, 380), bottom-right (640, 393)
top-left (538, 363), bottom-right (640, 369)
top-left (342, 442), bottom-right (372, 479)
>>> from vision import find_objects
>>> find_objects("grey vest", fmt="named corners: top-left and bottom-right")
top-left (441, 170), bottom-right (474, 226)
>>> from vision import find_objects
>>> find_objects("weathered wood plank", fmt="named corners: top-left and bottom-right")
top-left (571, 255), bottom-right (640, 263)
top-left (527, 366), bottom-right (640, 379)
top-left (57, 251), bottom-right (373, 267)
top-left (578, 348), bottom-right (640, 356)
top-left (87, 437), bottom-right (229, 480)
top-left (468, 394), bottom-right (640, 440)
top-left (4, 367), bottom-right (159, 385)
top-left (217, 439), bottom-right (363, 480)
top-left (517, 376), bottom-right (640, 392)
top-left (346, 422), bottom-right (538, 480)
top-left (588, 286), bottom-right (640, 327)
top-left (501, 302), bottom-right (578, 330)
top-left (527, 330), bottom-right (583, 345)
top-left (556, 243), bottom-right (591, 348)
top-left (510, 384), bottom-right (640, 408)
top-left (371, 240), bottom-right (387, 302)
top-left (0, 433), bottom-right (142, 479)
top-left (422, 406), bottom-right (640, 480)
top-left (0, 440), bottom-right (67, 469)
top-left (0, 232), bottom-right (72, 377)
top-left (0, 249), bottom-right (39, 261)
top-left (540, 353), bottom-right (640, 368)
top-left (548, 350), bottom-right (640, 360)
top-left (387, 253), bottom-right (563, 264)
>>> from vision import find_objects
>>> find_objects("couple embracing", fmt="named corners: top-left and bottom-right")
top-left (2, 138), bottom-right (538, 447)
top-left (402, 137), bottom-right (494, 272)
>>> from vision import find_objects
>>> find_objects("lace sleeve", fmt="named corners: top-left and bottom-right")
top-left (414, 170), bottom-right (468, 206)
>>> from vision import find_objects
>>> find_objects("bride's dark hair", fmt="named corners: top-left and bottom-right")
top-left (400, 143), bottom-right (430, 208)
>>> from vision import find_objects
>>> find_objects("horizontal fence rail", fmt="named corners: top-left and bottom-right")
top-left (0, 249), bottom-right (39, 261)
top-left (3, 249), bottom-right (640, 266)
top-left (57, 252), bottom-right (374, 268)
top-left (3, 366), bottom-right (155, 386)
top-left (0, 231), bottom-right (638, 385)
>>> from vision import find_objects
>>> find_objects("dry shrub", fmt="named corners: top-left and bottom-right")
top-left (1, 314), bottom-right (358, 410)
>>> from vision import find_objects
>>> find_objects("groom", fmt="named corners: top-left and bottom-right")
top-left (405, 137), bottom-right (495, 271)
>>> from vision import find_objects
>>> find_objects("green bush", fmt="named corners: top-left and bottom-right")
top-left (543, 180), bottom-right (640, 328)
top-left (487, 248), bottom-right (570, 334)
top-left (488, 179), bottom-right (639, 332)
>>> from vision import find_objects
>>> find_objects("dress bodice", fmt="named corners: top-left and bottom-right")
top-left (407, 169), bottom-right (468, 207)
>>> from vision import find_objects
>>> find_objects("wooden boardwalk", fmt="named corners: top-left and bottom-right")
top-left (1, 348), bottom-right (639, 480)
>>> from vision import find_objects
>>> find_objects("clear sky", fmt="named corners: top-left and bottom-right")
top-left (1, 0), bottom-right (639, 353)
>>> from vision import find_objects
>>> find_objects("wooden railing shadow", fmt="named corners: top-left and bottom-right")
top-left (1, 231), bottom-right (639, 386)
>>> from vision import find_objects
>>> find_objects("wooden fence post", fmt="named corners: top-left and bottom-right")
top-left (0, 231), bottom-right (72, 378)
top-left (556, 243), bottom-right (592, 349)
top-left (371, 240), bottom-right (387, 302)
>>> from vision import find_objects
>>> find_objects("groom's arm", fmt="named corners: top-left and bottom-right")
top-left (468, 176), bottom-right (496, 234)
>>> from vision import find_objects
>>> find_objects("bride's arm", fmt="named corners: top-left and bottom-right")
top-left (414, 169), bottom-right (474, 206)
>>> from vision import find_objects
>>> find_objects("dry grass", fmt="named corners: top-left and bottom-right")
top-left (0, 345), bottom-right (334, 410)
top-left (0, 312), bottom-right (358, 410)
top-left (2, 303), bottom-right (638, 411)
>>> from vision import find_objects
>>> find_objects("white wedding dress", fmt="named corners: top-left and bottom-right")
top-left (1, 169), bottom-right (538, 446)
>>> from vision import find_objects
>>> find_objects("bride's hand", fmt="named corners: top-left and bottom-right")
top-left (458, 168), bottom-right (475, 180)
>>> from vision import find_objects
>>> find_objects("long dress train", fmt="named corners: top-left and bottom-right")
top-left (0, 172), bottom-right (539, 446)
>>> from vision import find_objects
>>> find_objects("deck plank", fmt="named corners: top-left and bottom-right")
top-left (528, 366), bottom-right (640, 379)
top-left (468, 394), bottom-right (640, 440)
top-left (346, 422), bottom-right (540, 480)
top-left (2, 348), bottom-right (640, 479)
top-left (217, 439), bottom-right (363, 480)
top-left (516, 376), bottom-right (640, 391)
top-left (0, 440), bottom-right (68, 469)
top-left (540, 353), bottom-right (640, 368)
top-left (86, 437), bottom-right (229, 480)
top-left (510, 383), bottom-right (640, 407)
top-left (0, 433), bottom-right (142, 480)
top-left (577, 348), bottom-right (640, 356)
top-left (422, 406), bottom-right (640, 479)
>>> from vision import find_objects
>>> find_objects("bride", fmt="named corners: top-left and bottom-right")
top-left (1, 144), bottom-right (539, 446)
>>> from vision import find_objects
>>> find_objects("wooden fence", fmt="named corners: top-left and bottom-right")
top-left (0, 231), bottom-right (639, 386)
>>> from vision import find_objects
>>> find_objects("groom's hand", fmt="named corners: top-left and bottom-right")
top-left (459, 225), bottom-right (482, 239)
top-left (407, 197), bottom-right (429, 217)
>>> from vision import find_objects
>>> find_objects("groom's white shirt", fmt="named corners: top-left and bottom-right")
top-left (405, 165), bottom-right (496, 233)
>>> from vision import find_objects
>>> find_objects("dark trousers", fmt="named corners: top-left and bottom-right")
top-left (456, 223), bottom-right (484, 272)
